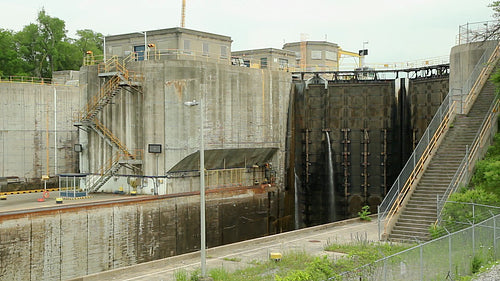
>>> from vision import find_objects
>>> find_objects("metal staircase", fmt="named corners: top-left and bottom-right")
top-left (389, 81), bottom-right (496, 241)
top-left (379, 43), bottom-right (500, 242)
top-left (76, 56), bottom-right (143, 192)
top-left (85, 150), bottom-right (143, 193)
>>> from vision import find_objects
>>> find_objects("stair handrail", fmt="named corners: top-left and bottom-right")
top-left (378, 43), bottom-right (499, 240)
top-left (93, 118), bottom-right (134, 159)
top-left (77, 75), bottom-right (121, 121)
top-left (380, 95), bottom-right (455, 237)
top-left (86, 149), bottom-right (143, 192)
top-left (463, 43), bottom-right (500, 114)
top-left (436, 42), bottom-right (500, 222)
top-left (437, 96), bottom-right (500, 223)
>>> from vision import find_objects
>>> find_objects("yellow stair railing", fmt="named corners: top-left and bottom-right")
top-left (77, 75), bottom-right (121, 122)
top-left (464, 43), bottom-right (500, 114)
top-left (383, 101), bottom-right (455, 236)
top-left (93, 118), bottom-right (134, 159)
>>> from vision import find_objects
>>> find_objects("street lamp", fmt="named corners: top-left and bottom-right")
top-left (137, 31), bottom-right (148, 61)
top-left (184, 99), bottom-right (207, 279)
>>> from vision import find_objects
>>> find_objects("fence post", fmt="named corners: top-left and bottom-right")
top-left (472, 203), bottom-right (475, 225)
top-left (444, 227), bottom-right (452, 280)
top-left (472, 221), bottom-right (476, 257)
top-left (420, 243), bottom-right (424, 281)
top-left (495, 214), bottom-right (498, 260)
top-left (491, 211), bottom-right (497, 260)
top-left (378, 205), bottom-right (381, 241)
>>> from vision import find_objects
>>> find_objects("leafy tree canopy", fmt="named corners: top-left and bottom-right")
top-left (1, 8), bottom-right (103, 78)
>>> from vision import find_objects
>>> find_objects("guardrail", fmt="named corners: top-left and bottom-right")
top-left (378, 43), bottom-right (499, 240)
top-left (437, 97), bottom-right (500, 223)
top-left (462, 42), bottom-right (500, 114)
top-left (378, 94), bottom-right (455, 239)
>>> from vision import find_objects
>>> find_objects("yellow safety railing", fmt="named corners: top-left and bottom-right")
top-left (381, 41), bottom-right (500, 239)
top-left (205, 168), bottom-right (247, 188)
top-left (0, 76), bottom-right (55, 85)
top-left (464, 43), bottom-right (500, 114)
top-left (435, 98), bottom-right (500, 225)
top-left (97, 149), bottom-right (143, 176)
top-left (93, 118), bottom-right (134, 159)
top-left (382, 101), bottom-right (455, 236)
top-left (76, 75), bottom-right (121, 121)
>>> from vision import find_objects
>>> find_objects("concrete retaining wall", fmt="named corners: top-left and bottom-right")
top-left (0, 83), bottom-right (80, 181)
top-left (0, 186), bottom-right (281, 281)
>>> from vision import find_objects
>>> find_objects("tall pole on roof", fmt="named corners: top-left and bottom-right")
top-left (144, 31), bottom-right (147, 61)
top-left (181, 0), bottom-right (186, 27)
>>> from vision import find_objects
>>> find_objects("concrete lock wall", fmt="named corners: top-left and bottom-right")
top-left (0, 187), bottom-right (281, 281)
top-left (0, 83), bottom-right (80, 182)
top-left (290, 75), bottom-right (448, 226)
top-left (80, 60), bottom-right (291, 194)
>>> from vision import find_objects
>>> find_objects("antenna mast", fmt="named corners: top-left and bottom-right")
top-left (181, 0), bottom-right (186, 27)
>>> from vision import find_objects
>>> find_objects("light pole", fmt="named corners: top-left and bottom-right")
top-left (137, 31), bottom-right (148, 61)
top-left (184, 99), bottom-right (207, 278)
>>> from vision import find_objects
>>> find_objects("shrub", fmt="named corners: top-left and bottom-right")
top-left (358, 205), bottom-right (372, 221)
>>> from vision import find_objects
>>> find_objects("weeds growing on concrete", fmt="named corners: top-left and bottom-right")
top-left (222, 257), bottom-right (242, 262)
top-left (175, 242), bottom-right (411, 281)
top-left (358, 205), bottom-right (372, 221)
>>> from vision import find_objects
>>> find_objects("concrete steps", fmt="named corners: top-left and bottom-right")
top-left (388, 79), bottom-right (496, 242)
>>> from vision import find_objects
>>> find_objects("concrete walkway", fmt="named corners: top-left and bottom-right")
top-left (71, 218), bottom-right (379, 281)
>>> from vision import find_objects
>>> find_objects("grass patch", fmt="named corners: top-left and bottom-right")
top-left (173, 242), bottom-right (412, 281)
top-left (325, 241), bottom-right (411, 270)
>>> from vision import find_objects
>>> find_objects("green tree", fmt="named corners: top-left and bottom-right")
top-left (74, 29), bottom-right (103, 55)
top-left (15, 23), bottom-right (42, 77)
top-left (0, 29), bottom-right (26, 76)
top-left (6, 9), bottom-right (104, 78)
top-left (36, 8), bottom-right (71, 77)
top-left (15, 8), bottom-right (85, 77)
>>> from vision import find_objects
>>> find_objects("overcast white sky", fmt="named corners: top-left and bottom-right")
top-left (0, 0), bottom-right (495, 65)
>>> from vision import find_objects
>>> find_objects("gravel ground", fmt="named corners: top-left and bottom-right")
top-left (472, 263), bottom-right (500, 281)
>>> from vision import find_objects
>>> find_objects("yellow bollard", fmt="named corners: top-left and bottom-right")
top-left (270, 252), bottom-right (282, 262)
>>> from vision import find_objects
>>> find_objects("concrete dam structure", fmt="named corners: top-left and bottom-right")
top-left (288, 67), bottom-right (449, 226)
top-left (1, 25), bottom-right (493, 280)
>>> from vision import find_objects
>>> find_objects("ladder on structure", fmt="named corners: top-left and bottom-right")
top-left (75, 56), bottom-right (143, 192)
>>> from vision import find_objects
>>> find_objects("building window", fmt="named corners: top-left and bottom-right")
top-left (134, 45), bottom-right (145, 61)
top-left (203, 43), bottom-right (209, 56)
top-left (184, 40), bottom-right (191, 54)
top-left (311, 50), bottom-right (322, 60)
top-left (260, 57), bottom-right (268, 69)
top-left (220, 45), bottom-right (228, 58)
top-left (279, 58), bottom-right (288, 69)
top-left (325, 50), bottom-right (337, 61)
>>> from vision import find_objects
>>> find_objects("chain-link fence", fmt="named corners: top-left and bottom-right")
top-left (456, 20), bottom-right (500, 45)
top-left (337, 203), bottom-right (500, 280)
